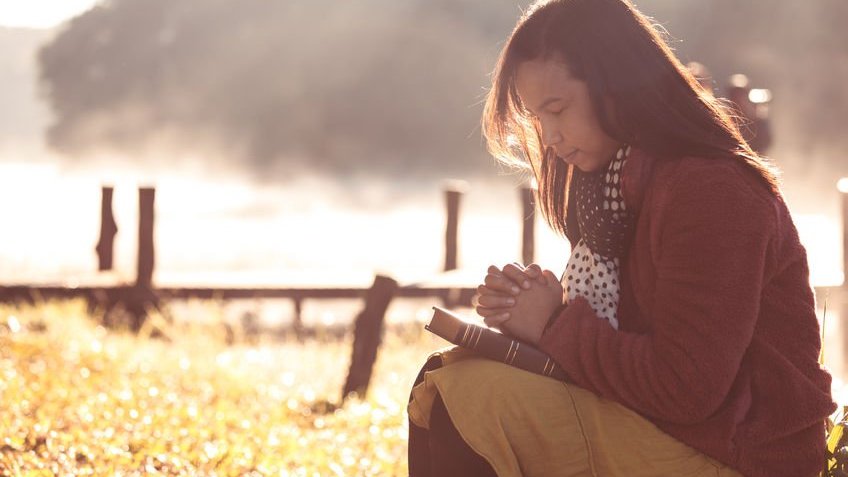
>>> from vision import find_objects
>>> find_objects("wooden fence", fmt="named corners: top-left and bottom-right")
top-left (4, 180), bottom-right (847, 399)
top-left (0, 182), bottom-right (538, 320)
top-left (0, 181), bottom-right (539, 400)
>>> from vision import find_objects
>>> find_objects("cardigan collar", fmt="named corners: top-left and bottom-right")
top-left (619, 146), bottom-right (656, 217)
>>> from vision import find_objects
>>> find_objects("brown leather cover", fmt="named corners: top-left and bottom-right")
top-left (426, 306), bottom-right (569, 382)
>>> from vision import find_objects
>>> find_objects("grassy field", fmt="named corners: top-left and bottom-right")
top-left (4, 299), bottom-right (848, 476)
top-left (0, 299), bottom-right (448, 476)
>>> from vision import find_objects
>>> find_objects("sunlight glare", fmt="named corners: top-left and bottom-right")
top-left (0, 0), bottom-right (99, 29)
top-left (748, 88), bottom-right (772, 104)
top-left (794, 214), bottom-right (842, 286)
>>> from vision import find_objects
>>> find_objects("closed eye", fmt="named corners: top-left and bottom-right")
top-left (523, 109), bottom-right (539, 120)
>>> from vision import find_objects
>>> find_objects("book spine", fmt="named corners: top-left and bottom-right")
top-left (453, 323), bottom-right (568, 381)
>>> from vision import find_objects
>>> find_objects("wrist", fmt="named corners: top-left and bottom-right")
top-left (543, 303), bottom-right (568, 335)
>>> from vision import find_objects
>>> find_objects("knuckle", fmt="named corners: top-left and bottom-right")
top-left (477, 306), bottom-right (496, 317)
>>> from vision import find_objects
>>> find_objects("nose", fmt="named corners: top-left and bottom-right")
top-left (539, 121), bottom-right (563, 148)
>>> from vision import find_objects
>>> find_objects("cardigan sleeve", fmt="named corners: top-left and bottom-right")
top-left (538, 163), bottom-right (775, 424)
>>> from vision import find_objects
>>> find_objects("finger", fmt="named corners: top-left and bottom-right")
top-left (482, 276), bottom-right (522, 296)
top-left (487, 265), bottom-right (503, 275)
top-left (503, 263), bottom-right (533, 289)
top-left (477, 293), bottom-right (516, 308)
top-left (483, 312), bottom-right (510, 328)
top-left (477, 278), bottom-right (504, 295)
top-left (542, 269), bottom-right (560, 286)
top-left (476, 305), bottom-right (509, 318)
top-left (525, 263), bottom-right (546, 285)
top-left (473, 289), bottom-right (514, 308)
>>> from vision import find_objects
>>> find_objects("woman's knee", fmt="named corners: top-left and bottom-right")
top-left (410, 353), bottom-right (444, 391)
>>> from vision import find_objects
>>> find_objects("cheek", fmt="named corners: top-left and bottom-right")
top-left (571, 106), bottom-right (609, 148)
top-left (560, 113), bottom-right (597, 145)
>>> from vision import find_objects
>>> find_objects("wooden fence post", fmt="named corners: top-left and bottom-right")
top-left (443, 181), bottom-right (467, 272)
top-left (342, 274), bottom-right (399, 400)
top-left (292, 298), bottom-right (304, 336)
top-left (96, 186), bottom-right (118, 271)
top-left (137, 187), bottom-right (155, 289)
top-left (127, 187), bottom-right (158, 331)
top-left (521, 184), bottom-right (536, 265)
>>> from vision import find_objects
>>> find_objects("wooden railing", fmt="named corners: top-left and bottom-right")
top-left (6, 179), bottom-right (847, 400)
top-left (0, 182), bottom-right (535, 326)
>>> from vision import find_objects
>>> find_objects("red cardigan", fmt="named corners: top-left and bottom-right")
top-left (538, 150), bottom-right (836, 477)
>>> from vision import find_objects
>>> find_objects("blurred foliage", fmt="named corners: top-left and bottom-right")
top-left (0, 299), bottom-right (445, 476)
top-left (36, 0), bottom-right (524, 182)
top-left (33, 0), bottom-right (848, 186)
top-left (825, 407), bottom-right (848, 476)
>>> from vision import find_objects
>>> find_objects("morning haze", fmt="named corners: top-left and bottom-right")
top-left (22, 0), bottom-right (846, 211)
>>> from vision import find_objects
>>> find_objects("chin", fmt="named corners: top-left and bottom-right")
top-left (573, 158), bottom-right (600, 173)
top-left (559, 150), bottom-right (601, 173)
top-left (574, 154), bottom-right (612, 173)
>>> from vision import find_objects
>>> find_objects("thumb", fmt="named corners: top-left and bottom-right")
top-left (542, 270), bottom-right (560, 286)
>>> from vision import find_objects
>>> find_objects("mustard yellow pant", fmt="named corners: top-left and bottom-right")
top-left (408, 347), bottom-right (743, 477)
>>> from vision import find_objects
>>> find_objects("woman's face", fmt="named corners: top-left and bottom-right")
top-left (515, 59), bottom-right (622, 172)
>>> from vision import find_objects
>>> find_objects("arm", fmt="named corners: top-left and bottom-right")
top-left (538, 164), bottom-right (774, 424)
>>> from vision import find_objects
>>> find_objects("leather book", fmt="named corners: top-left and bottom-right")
top-left (425, 305), bottom-right (569, 382)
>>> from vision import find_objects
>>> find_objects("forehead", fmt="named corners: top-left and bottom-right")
top-left (514, 59), bottom-right (580, 110)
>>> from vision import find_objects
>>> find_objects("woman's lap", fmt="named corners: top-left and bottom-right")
top-left (408, 347), bottom-right (739, 477)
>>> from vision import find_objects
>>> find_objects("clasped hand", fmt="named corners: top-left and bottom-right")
top-left (473, 262), bottom-right (564, 345)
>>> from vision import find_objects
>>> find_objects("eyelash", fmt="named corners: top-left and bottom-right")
top-left (528, 108), bottom-right (564, 121)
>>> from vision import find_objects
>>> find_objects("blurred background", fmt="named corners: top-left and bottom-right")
top-left (1, 0), bottom-right (847, 288)
top-left (4, 4), bottom-right (848, 473)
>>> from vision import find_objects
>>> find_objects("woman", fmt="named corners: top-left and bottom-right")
top-left (406, 1), bottom-right (835, 476)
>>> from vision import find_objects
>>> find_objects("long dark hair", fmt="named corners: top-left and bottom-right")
top-left (482, 0), bottom-right (780, 237)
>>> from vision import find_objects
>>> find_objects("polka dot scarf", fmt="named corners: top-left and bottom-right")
top-left (561, 145), bottom-right (634, 329)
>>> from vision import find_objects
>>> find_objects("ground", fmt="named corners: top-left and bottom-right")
top-left (0, 299), bottom-right (446, 476)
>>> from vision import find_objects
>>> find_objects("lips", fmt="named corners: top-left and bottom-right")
top-left (558, 149), bottom-right (578, 161)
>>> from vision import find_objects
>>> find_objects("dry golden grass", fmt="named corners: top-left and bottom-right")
top-left (0, 299), bottom-right (448, 476)
top-left (4, 299), bottom-right (847, 476)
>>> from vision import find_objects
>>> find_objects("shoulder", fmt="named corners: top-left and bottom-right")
top-left (622, 149), bottom-right (780, 218)
top-left (647, 154), bottom-right (778, 214)
top-left (631, 154), bottom-right (789, 262)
